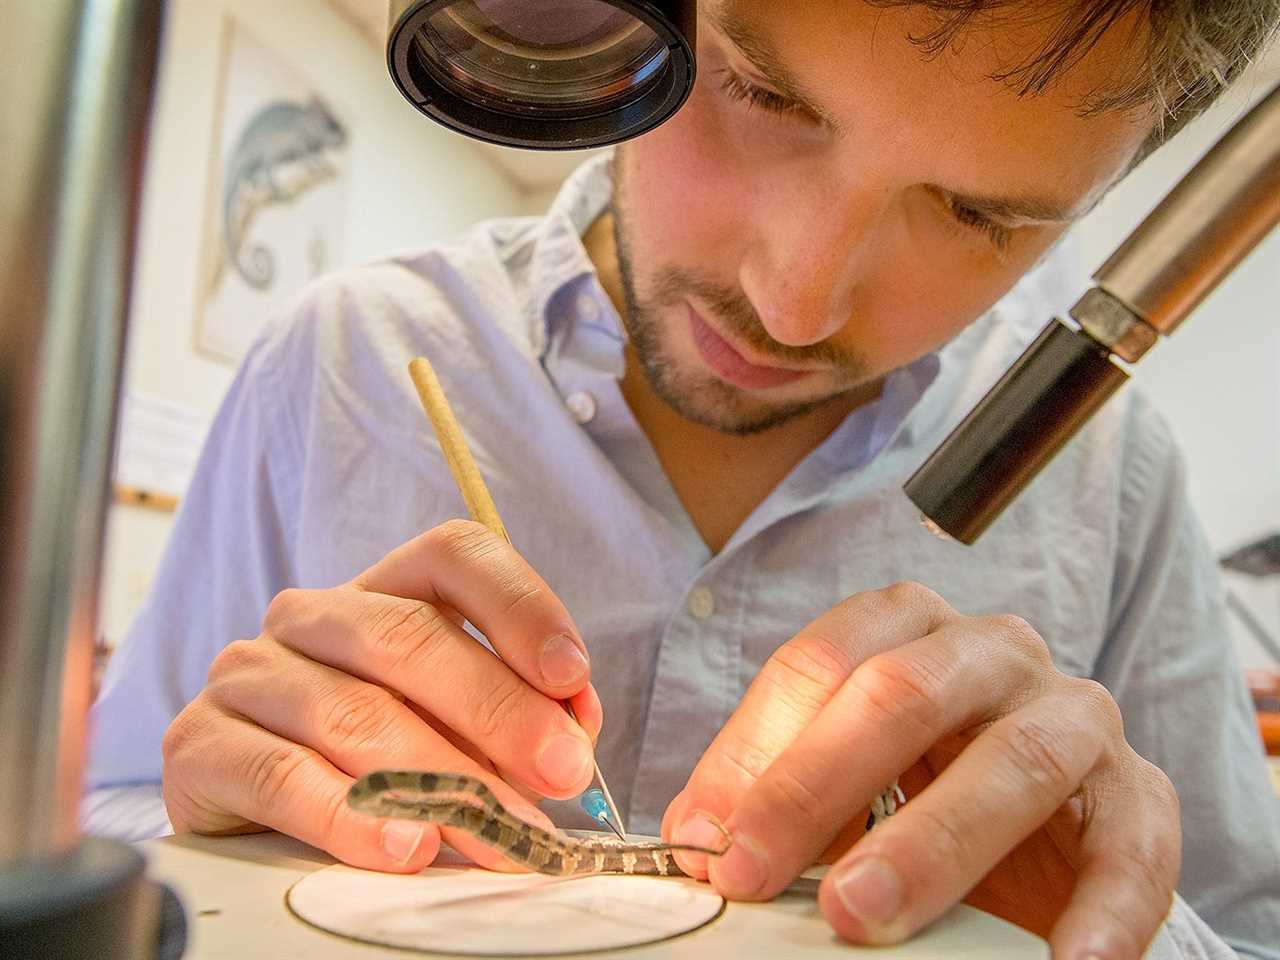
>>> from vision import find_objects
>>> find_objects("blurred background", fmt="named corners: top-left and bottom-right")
top-left (94, 0), bottom-right (1278, 760)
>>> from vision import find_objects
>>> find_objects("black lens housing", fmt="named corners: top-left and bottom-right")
top-left (904, 319), bottom-right (1129, 545)
top-left (387, 0), bottom-right (696, 150)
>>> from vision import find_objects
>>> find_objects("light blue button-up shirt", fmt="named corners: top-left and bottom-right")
top-left (88, 156), bottom-right (1279, 958)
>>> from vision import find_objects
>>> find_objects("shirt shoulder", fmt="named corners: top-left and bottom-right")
top-left (247, 213), bottom-right (551, 399)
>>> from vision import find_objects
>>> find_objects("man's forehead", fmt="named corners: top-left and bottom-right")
top-left (705, 0), bottom-right (1156, 93)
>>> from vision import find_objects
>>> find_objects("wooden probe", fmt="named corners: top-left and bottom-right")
top-left (407, 356), bottom-right (627, 839)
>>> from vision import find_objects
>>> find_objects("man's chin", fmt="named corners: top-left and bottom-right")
top-left (648, 368), bottom-right (846, 437)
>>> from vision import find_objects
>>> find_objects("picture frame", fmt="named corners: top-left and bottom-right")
top-left (194, 15), bottom-right (350, 364)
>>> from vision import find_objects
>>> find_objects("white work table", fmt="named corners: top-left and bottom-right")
top-left (141, 832), bottom-right (1047, 959)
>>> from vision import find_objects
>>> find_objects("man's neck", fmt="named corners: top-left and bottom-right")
top-left (584, 211), bottom-right (879, 555)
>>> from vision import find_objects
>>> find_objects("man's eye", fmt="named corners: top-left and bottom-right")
top-left (716, 69), bottom-right (808, 120)
top-left (948, 200), bottom-right (1015, 253)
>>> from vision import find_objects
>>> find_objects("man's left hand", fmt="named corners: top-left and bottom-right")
top-left (660, 582), bottom-right (1180, 960)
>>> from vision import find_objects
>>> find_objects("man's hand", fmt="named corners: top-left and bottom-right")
top-left (162, 520), bottom-right (602, 874)
top-left (661, 582), bottom-right (1180, 960)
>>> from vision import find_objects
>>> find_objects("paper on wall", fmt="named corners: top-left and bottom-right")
top-left (113, 392), bottom-right (211, 500)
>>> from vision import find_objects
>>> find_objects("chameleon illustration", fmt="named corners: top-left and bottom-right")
top-left (212, 95), bottom-right (346, 292)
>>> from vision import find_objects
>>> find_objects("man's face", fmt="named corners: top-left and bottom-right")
top-left (610, 0), bottom-right (1154, 435)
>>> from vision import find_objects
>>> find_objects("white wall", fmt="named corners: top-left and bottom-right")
top-left (522, 183), bottom-right (566, 217)
top-left (99, 0), bottom-right (529, 645)
top-left (1069, 56), bottom-right (1280, 670)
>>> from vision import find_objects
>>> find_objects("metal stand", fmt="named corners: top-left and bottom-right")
top-left (0, 2), bottom-right (180, 956)
top-left (0, 840), bottom-right (174, 959)
top-left (1225, 589), bottom-right (1280, 665)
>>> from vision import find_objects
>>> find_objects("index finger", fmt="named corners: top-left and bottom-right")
top-left (349, 520), bottom-right (592, 700)
top-left (662, 583), bottom-right (953, 868)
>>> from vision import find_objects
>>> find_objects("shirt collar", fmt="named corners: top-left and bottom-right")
top-left (525, 152), bottom-right (618, 353)
top-left (736, 348), bottom-right (942, 511)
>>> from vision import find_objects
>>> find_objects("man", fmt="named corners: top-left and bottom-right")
top-left (88, 2), bottom-right (1280, 958)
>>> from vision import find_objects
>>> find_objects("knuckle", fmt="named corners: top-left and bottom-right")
top-left (1117, 842), bottom-right (1179, 909)
top-left (1069, 677), bottom-right (1125, 736)
top-left (1092, 893), bottom-right (1154, 959)
top-left (162, 701), bottom-right (208, 767)
top-left (986, 614), bottom-right (1050, 662)
top-left (471, 676), bottom-right (526, 743)
top-left (1133, 755), bottom-right (1183, 830)
top-left (989, 613), bottom-right (1035, 638)
top-left (1151, 826), bottom-right (1182, 888)
top-left (880, 580), bottom-right (943, 611)
top-left (367, 601), bottom-right (453, 673)
top-left (312, 780), bottom-right (350, 851)
top-left (907, 805), bottom-right (973, 866)
top-left (1144, 760), bottom-right (1180, 813)
top-left (852, 651), bottom-right (950, 736)
top-left (320, 684), bottom-right (399, 756)
top-left (719, 727), bottom-right (781, 784)
top-left (762, 762), bottom-right (829, 824)
top-left (207, 638), bottom-right (269, 683)
top-left (767, 634), bottom-right (855, 704)
top-left (264, 587), bottom-right (309, 628)
top-left (241, 742), bottom-right (312, 813)
top-left (426, 518), bottom-right (499, 562)
top-left (993, 715), bottom-right (1078, 799)
top-left (498, 576), bottom-right (548, 621)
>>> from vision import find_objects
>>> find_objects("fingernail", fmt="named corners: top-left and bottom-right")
top-left (381, 820), bottom-right (425, 863)
top-left (536, 733), bottom-right (592, 791)
top-left (711, 832), bottom-right (769, 899)
top-left (540, 633), bottom-right (589, 687)
top-left (835, 857), bottom-right (904, 936)
top-left (674, 812), bottom-right (724, 876)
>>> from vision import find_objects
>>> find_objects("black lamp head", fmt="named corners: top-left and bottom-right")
top-left (1221, 533), bottom-right (1280, 578)
top-left (386, 0), bottom-right (696, 150)
top-left (904, 319), bottom-right (1129, 546)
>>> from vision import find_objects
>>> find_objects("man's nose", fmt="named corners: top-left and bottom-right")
top-left (738, 185), bottom-right (883, 348)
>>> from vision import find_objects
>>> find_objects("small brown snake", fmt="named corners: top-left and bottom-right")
top-left (347, 771), bottom-right (728, 877)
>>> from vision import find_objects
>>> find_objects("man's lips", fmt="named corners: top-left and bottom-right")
top-left (687, 304), bottom-right (813, 390)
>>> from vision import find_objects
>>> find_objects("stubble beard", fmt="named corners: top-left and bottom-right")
top-left (608, 196), bottom-right (875, 437)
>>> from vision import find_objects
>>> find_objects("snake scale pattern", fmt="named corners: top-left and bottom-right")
top-left (347, 771), bottom-right (728, 877)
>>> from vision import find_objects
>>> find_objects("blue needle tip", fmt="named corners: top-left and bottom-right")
top-left (580, 788), bottom-right (624, 839)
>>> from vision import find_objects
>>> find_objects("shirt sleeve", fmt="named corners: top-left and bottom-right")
top-left (1095, 393), bottom-right (1280, 960)
top-left (84, 319), bottom-right (304, 833)
top-left (1147, 895), bottom-right (1255, 960)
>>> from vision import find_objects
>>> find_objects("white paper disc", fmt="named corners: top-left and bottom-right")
top-left (287, 863), bottom-right (726, 956)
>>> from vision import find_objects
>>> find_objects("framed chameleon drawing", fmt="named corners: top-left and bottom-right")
top-left (195, 15), bottom-right (349, 365)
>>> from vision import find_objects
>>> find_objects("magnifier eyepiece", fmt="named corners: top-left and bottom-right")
top-left (417, 1), bottom-right (669, 111)
top-left (388, 0), bottom-right (695, 149)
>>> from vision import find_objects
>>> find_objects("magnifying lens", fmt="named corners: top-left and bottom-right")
top-left (387, 0), bottom-right (696, 149)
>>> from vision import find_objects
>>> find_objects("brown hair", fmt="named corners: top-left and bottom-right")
top-left (871, 0), bottom-right (1280, 153)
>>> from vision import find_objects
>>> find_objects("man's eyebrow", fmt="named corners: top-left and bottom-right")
top-left (706, 10), bottom-right (846, 132)
top-left (944, 188), bottom-right (1086, 224)
top-left (708, 10), bottom-right (1092, 224)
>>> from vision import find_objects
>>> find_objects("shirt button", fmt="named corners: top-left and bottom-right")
top-left (577, 295), bottom-right (601, 322)
top-left (688, 586), bottom-right (715, 620)
top-left (565, 391), bottom-right (597, 425)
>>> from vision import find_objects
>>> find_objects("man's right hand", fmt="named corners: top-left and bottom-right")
top-left (161, 520), bottom-right (602, 874)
